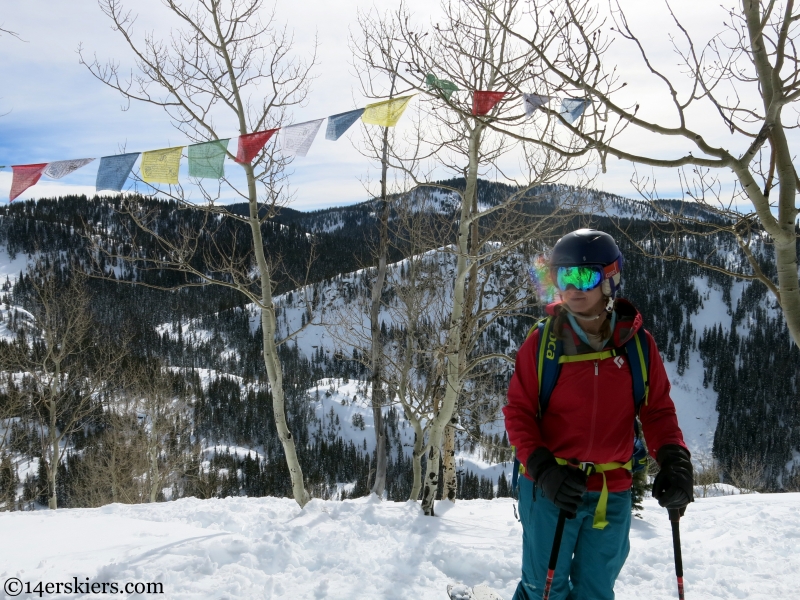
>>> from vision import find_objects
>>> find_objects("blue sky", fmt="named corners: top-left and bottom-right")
top-left (0, 0), bottom-right (768, 211)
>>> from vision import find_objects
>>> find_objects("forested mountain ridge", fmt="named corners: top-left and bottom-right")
top-left (0, 183), bottom-right (798, 511)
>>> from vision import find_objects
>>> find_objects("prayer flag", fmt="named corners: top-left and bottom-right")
top-left (560, 98), bottom-right (589, 124)
top-left (140, 146), bottom-right (183, 185)
top-left (96, 153), bottom-right (140, 192)
top-left (523, 94), bottom-right (553, 116)
top-left (188, 139), bottom-right (229, 179)
top-left (426, 74), bottom-right (459, 100)
top-left (361, 96), bottom-right (414, 127)
top-left (472, 91), bottom-right (506, 116)
top-left (43, 158), bottom-right (95, 179)
top-left (325, 109), bottom-right (365, 141)
top-left (235, 129), bottom-right (277, 164)
top-left (10, 163), bottom-right (47, 201)
top-left (281, 119), bottom-right (324, 157)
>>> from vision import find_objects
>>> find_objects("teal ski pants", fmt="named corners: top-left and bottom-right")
top-left (512, 476), bottom-right (631, 600)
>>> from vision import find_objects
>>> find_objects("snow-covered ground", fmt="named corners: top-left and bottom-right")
top-left (0, 493), bottom-right (797, 599)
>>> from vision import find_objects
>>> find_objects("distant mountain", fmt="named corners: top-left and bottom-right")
top-left (0, 182), bottom-right (797, 507)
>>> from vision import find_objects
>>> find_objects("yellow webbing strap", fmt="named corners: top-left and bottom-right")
top-left (556, 457), bottom-right (633, 530)
top-left (535, 318), bottom-right (551, 418)
top-left (557, 349), bottom-right (616, 364)
top-left (536, 319), bottom-right (551, 390)
top-left (633, 333), bottom-right (649, 406)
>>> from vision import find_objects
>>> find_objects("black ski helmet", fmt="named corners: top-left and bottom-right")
top-left (550, 228), bottom-right (623, 297)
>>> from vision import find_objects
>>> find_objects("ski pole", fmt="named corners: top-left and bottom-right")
top-left (542, 509), bottom-right (566, 600)
top-left (668, 508), bottom-right (685, 600)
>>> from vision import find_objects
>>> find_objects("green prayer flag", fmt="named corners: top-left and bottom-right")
top-left (188, 139), bottom-right (230, 179)
top-left (425, 74), bottom-right (459, 100)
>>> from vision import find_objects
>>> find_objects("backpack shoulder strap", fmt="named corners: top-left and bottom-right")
top-left (512, 316), bottom-right (561, 492)
top-left (533, 317), bottom-right (563, 418)
top-left (624, 329), bottom-right (650, 409)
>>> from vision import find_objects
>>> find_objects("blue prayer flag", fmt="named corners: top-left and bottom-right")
top-left (559, 98), bottom-right (589, 124)
top-left (325, 108), bottom-right (365, 141)
top-left (96, 153), bottom-right (140, 192)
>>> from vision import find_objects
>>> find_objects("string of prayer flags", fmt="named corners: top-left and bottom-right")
top-left (43, 158), bottom-right (95, 179)
top-left (472, 91), bottom-right (506, 116)
top-left (235, 129), bottom-right (277, 164)
top-left (10, 163), bottom-right (48, 201)
top-left (426, 74), bottom-right (459, 100)
top-left (188, 139), bottom-right (229, 179)
top-left (523, 94), bottom-right (554, 116)
top-left (96, 153), bottom-right (140, 192)
top-left (281, 119), bottom-right (324, 157)
top-left (325, 109), bottom-right (365, 141)
top-left (559, 98), bottom-right (589, 124)
top-left (361, 95), bottom-right (414, 127)
top-left (140, 146), bottom-right (183, 185)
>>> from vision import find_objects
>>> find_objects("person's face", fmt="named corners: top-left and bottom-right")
top-left (561, 281), bottom-right (605, 316)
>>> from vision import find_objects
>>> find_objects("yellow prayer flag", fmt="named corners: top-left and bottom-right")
top-left (140, 146), bottom-right (183, 184)
top-left (361, 95), bottom-right (414, 127)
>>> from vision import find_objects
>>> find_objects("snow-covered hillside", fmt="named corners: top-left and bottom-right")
top-left (161, 242), bottom-right (736, 462)
top-left (0, 493), bottom-right (796, 599)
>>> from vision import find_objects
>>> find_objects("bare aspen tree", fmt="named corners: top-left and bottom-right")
top-left (490, 0), bottom-right (800, 347)
top-left (80, 0), bottom-right (316, 506)
top-left (70, 396), bottom-right (149, 507)
top-left (358, 0), bottom-right (587, 515)
top-left (0, 268), bottom-right (125, 509)
top-left (125, 365), bottom-right (192, 503)
top-left (349, 17), bottom-right (415, 497)
top-left (325, 191), bottom-right (449, 500)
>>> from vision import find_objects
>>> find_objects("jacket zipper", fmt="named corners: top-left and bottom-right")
top-left (585, 360), bottom-right (599, 458)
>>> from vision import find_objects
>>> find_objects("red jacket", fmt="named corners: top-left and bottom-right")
top-left (503, 299), bottom-right (687, 493)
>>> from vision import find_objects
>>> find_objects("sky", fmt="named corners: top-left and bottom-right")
top-left (0, 0), bottom-right (774, 211)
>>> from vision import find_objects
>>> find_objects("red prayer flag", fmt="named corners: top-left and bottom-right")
top-left (10, 163), bottom-right (48, 201)
top-left (472, 91), bottom-right (506, 116)
top-left (235, 129), bottom-right (278, 164)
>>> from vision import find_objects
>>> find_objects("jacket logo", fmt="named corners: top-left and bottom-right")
top-left (614, 356), bottom-right (624, 369)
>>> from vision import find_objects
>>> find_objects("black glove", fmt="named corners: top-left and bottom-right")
top-left (527, 447), bottom-right (587, 518)
top-left (653, 444), bottom-right (694, 514)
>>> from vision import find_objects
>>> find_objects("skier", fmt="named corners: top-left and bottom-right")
top-left (503, 229), bottom-right (694, 600)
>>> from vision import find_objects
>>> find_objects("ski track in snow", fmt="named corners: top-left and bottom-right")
top-left (0, 494), bottom-right (797, 599)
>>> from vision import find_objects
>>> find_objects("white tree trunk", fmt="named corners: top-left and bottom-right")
top-left (245, 165), bottom-right (309, 508)
top-left (148, 443), bottom-right (160, 503)
top-left (441, 420), bottom-right (457, 502)
top-left (409, 422), bottom-right (425, 501)
top-left (369, 115), bottom-right (394, 497)
top-left (369, 210), bottom-right (389, 497)
top-left (48, 394), bottom-right (58, 510)
top-left (420, 126), bottom-right (481, 516)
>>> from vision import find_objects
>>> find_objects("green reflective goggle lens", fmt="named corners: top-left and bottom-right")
top-left (556, 266), bottom-right (603, 292)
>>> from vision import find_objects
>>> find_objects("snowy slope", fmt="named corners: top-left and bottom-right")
top-left (311, 378), bottom-right (515, 491)
top-left (160, 244), bottom-right (732, 473)
top-left (0, 493), bottom-right (797, 599)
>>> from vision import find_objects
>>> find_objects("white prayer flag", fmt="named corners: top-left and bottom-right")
top-left (43, 158), bottom-right (95, 179)
top-left (523, 94), bottom-right (554, 117)
top-left (280, 119), bottom-right (325, 157)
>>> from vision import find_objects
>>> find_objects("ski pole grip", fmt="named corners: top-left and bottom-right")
top-left (668, 508), bottom-right (681, 523)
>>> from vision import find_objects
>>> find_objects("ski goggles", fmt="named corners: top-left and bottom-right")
top-left (554, 265), bottom-right (603, 292)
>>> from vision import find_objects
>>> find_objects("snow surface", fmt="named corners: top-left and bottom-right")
top-left (0, 247), bottom-right (29, 285)
top-left (0, 493), bottom-right (797, 599)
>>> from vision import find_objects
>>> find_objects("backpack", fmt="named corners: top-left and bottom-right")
top-left (510, 316), bottom-right (650, 491)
